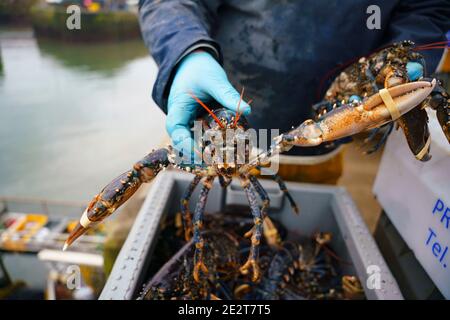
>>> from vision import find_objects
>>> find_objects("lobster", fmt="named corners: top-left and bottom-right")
top-left (64, 41), bottom-right (442, 283)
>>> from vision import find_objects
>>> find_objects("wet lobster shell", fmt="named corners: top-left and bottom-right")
top-left (315, 40), bottom-right (449, 161)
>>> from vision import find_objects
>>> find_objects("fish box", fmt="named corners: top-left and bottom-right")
top-left (101, 170), bottom-right (402, 300)
top-left (374, 111), bottom-right (450, 299)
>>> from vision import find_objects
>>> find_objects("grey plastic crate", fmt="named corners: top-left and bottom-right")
top-left (100, 170), bottom-right (403, 300)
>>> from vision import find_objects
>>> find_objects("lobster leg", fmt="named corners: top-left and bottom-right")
top-left (192, 176), bottom-right (214, 283)
top-left (180, 175), bottom-right (202, 241)
top-left (63, 148), bottom-right (171, 250)
top-left (363, 123), bottom-right (394, 155)
top-left (257, 166), bottom-right (299, 214)
top-left (270, 173), bottom-right (299, 215)
top-left (249, 175), bottom-right (270, 219)
top-left (249, 176), bottom-right (281, 246)
top-left (239, 175), bottom-right (263, 282)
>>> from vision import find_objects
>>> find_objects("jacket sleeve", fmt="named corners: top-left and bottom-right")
top-left (384, 0), bottom-right (450, 73)
top-left (138, 0), bottom-right (223, 112)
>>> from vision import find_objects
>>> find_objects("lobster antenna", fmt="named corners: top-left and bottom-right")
top-left (414, 40), bottom-right (449, 51)
top-left (233, 87), bottom-right (245, 128)
top-left (414, 46), bottom-right (449, 51)
top-left (415, 40), bottom-right (449, 48)
top-left (234, 98), bottom-right (253, 128)
top-left (194, 148), bottom-right (203, 163)
top-left (188, 91), bottom-right (224, 128)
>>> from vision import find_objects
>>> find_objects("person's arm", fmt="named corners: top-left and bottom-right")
top-left (384, 0), bottom-right (450, 73)
top-left (138, 0), bottom-right (251, 163)
top-left (138, 0), bottom-right (222, 111)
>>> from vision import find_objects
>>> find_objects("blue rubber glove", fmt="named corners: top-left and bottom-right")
top-left (406, 61), bottom-right (424, 81)
top-left (166, 51), bottom-right (251, 164)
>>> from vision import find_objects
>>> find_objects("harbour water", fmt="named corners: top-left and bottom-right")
top-left (0, 27), bottom-right (165, 202)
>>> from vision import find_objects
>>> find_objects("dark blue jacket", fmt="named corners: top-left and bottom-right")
top-left (138, 0), bottom-right (449, 155)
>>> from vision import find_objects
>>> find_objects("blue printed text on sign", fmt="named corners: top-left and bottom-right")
top-left (433, 199), bottom-right (450, 229)
top-left (426, 199), bottom-right (450, 269)
top-left (426, 228), bottom-right (448, 268)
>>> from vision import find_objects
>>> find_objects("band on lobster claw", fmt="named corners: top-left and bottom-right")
top-left (379, 87), bottom-right (401, 121)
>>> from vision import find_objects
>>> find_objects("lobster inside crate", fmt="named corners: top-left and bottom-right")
top-left (100, 171), bottom-right (402, 300)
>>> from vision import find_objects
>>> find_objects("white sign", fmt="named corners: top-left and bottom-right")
top-left (374, 111), bottom-right (450, 298)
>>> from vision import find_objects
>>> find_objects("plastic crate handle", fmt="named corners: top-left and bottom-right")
top-left (224, 181), bottom-right (284, 210)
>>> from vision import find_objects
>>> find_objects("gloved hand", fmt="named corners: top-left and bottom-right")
top-left (166, 51), bottom-right (251, 164)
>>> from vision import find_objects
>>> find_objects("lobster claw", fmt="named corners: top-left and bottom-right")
top-left (363, 79), bottom-right (437, 118)
top-left (63, 171), bottom-right (142, 250)
top-left (285, 79), bottom-right (437, 147)
top-left (63, 205), bottom-right (98, 251)
top-left (63, 148), bottom-right (171, 250)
